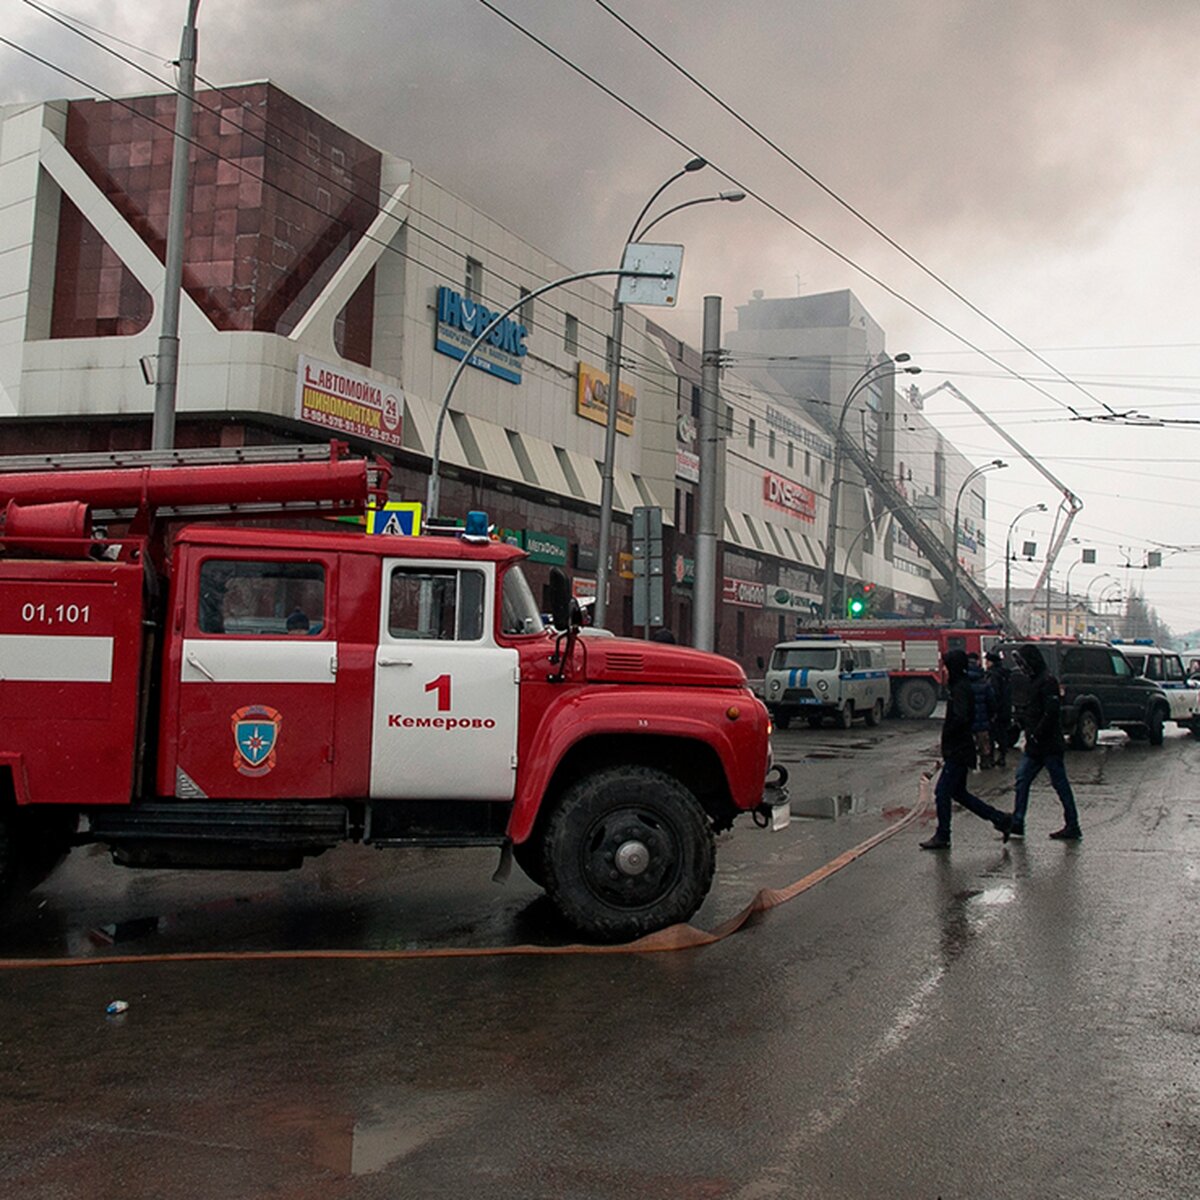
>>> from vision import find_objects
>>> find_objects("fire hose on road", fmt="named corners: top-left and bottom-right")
top-left (0, 775), bottom-right (934, 971)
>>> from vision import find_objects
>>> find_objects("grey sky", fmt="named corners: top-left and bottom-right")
top-left (6, 0), bottom-right (1200, 631)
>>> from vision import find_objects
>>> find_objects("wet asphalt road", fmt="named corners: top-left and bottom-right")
top-left (1, 718), bottom-right (1198, 1199)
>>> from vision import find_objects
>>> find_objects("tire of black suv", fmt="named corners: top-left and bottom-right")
top-left (1147, 706), bottom-right (1167, 747)
top-left (1071, 708), bottom-right (1100, 751)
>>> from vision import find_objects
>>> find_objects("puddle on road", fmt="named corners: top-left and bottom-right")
top-left (791, 793), bottom-right (869, 820)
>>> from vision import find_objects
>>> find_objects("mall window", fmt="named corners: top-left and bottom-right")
top-left (564, 313), bottom-right (579, 355)
top-left (768, 429), bottom-right (776, 458)
top-left (465, 257), bottom-right (484, 301)
top-left (519, 286), bottom-right (534, 330)
top-left (748, 417), bottom-right (757, 449)
top-left (787, 441), bottom-right (794, 469)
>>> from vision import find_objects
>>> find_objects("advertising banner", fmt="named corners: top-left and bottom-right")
top-left (434, 287), bottom-right (527, 384)
top-left (764, 584), bottom-right (822, 614)
top-left (296, 357), bottom-right (403, 448)
top-left (524, 530), bottom-right (567, 565)
top-left (763, 470), bottom-right (817, 522)
top-left (675, 448), bottom-right (700, 482)
top-left (723, 576), bottom-right (766, 608)
top-left (577, 362), bottom-right (636, 436)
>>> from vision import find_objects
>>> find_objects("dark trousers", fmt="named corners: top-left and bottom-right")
top-left (934, 759), bottom-right (1007, 839)
top-left (1013, 752), bottom-right (1080, 829)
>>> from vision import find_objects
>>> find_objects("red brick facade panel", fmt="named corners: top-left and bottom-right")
top-left (57, 84), bottom-right (382, 357)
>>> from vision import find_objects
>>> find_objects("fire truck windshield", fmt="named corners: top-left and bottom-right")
top-left (501, 564), bottom-right (545, 636)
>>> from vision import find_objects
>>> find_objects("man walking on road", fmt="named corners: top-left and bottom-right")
top-left (1010, 644), bottom-right (1082, 841)
top-left (920, 649), bottom-right (1013, 850)
top-left (985, 649), bottom-right (1014, 768)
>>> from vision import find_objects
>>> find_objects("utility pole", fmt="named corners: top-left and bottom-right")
top-left (694, 295), bottom-right (721, 652)
top-left (152, 0), bottom-right (201, 451)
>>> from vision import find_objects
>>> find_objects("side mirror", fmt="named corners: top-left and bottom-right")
top-left (548, 566), bottom-right (574, 631)
top-left (843, 657), bottom-right (855, 674)
top-left (756, 655), bottom-right (765, 670)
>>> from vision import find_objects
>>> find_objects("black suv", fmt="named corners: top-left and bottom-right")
top-left (994, 639), bottom-right (1172, 750)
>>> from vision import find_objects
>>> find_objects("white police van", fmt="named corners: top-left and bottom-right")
top-left (765, 636), bottom-right (891, 730)
top-left (1113, 640), bottom-right (1200, 737)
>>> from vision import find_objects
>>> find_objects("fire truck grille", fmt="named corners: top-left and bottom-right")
top-left (604, 652), bottom-right (645, 672)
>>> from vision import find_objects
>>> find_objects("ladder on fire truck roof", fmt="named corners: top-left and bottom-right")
top-left (0, 441), bottom-right (357, 475)
top-left (0, 440), bottom-right (390, 524)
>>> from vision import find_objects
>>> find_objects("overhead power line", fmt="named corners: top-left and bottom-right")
top-left (587, 0), bottom-right (1117, 420)
top-left (470, 0), bottom-right (1107, 423)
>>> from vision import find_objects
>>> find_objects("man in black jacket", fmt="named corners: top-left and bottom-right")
top-left (985, 650), bottom-right (1013, 768)
top-left (920, 649), bottom-right (1013, 849)
top-left (1010, 644), bottom-right (1082, 840)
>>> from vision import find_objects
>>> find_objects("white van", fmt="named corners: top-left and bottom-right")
top-left (765, 637), bottom-right (891, 730)
top-left (1113, 641), bottom-right (1200, 737)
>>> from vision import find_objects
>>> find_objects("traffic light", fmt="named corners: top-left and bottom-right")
top-left (847, 581), bottom-right (875, 619)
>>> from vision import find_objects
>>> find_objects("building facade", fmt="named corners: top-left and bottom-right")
top-left (1, 82), bottom-right (992, 677)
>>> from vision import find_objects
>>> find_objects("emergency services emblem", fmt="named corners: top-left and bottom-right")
top-left (231, 705), bottom-right (282, 777)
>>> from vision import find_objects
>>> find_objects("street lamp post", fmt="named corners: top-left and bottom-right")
top-left (593, 161), bottom-right (744, 629)
top-left (820, 356), bottom-right (920, 618)
top-left (151, 0), bottom-right (202, 451)
top-left (1005, 502), bottom-right (1047, 621)
top-left (1084, 572), bottom-right (1115, 630)
top-left (1064, 550), bottom-right (1094, 636)
top-left (950, 459), bottom-right (1007, 622)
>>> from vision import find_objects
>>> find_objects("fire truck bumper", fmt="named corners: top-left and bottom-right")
top-left (755, 764), bottom-right (790, 830)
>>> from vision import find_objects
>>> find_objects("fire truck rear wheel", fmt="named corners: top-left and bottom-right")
top-left (543, 766), bottom-right (715, 942)
top-left (896, 679), bottom-right (938, 720)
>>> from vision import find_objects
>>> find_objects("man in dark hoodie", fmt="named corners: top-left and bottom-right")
top-left (920, 648), bottom-right (1013, 849)
top-left (1010, 644), bottom-right (1082, 840)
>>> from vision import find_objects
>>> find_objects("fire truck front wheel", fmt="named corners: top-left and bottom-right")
top-left (543, 766), bottom-right (715, 942)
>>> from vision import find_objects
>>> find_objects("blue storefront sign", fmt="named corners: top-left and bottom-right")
top-left (435, 286), bottom-right (528, 384)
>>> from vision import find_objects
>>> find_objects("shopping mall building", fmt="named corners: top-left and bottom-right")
top-left (0, 82), bottom-right (989, 676)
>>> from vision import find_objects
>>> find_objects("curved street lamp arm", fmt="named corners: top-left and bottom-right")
top-left (425, 265), bottom-right (671, 523)
top-left (622, 160), bottom-right (705, 249)
top-left (635, 193), bottom-right (744, 242)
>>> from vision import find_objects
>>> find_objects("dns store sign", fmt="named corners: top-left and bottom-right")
top-left (763, 471), bottom-right (816, 523)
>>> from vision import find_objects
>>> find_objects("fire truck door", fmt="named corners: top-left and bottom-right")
top-left (370, 560), bottom-right (518, 800)
top-left (175, 556), bottom-right (336, 799)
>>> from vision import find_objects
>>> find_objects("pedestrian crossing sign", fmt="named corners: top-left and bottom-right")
top-left (367, 501), bottom-right (422, 536)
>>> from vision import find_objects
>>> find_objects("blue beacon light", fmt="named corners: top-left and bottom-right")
top-left (462, 511), bottom-right (491, 544)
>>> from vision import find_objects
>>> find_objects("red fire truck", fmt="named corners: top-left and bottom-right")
top-left (0, 443), bottom-right (786, 942)
top-left (821, 622), bottom-right (1003, 718)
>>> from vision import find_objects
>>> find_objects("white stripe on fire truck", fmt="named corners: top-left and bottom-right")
top-left (179, 638), bottom-right (336, 685)
top-left (0, 634), bottom-right (113, 682)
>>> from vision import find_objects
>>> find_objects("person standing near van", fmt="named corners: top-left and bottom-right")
top-left (1010, 644), bottom-right (1082, 841)
top-left (920, 649), bottom-right (1013, 849)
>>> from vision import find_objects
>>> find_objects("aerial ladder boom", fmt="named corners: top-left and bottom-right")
top-left (917, 382), bottom-right (1083, 609)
